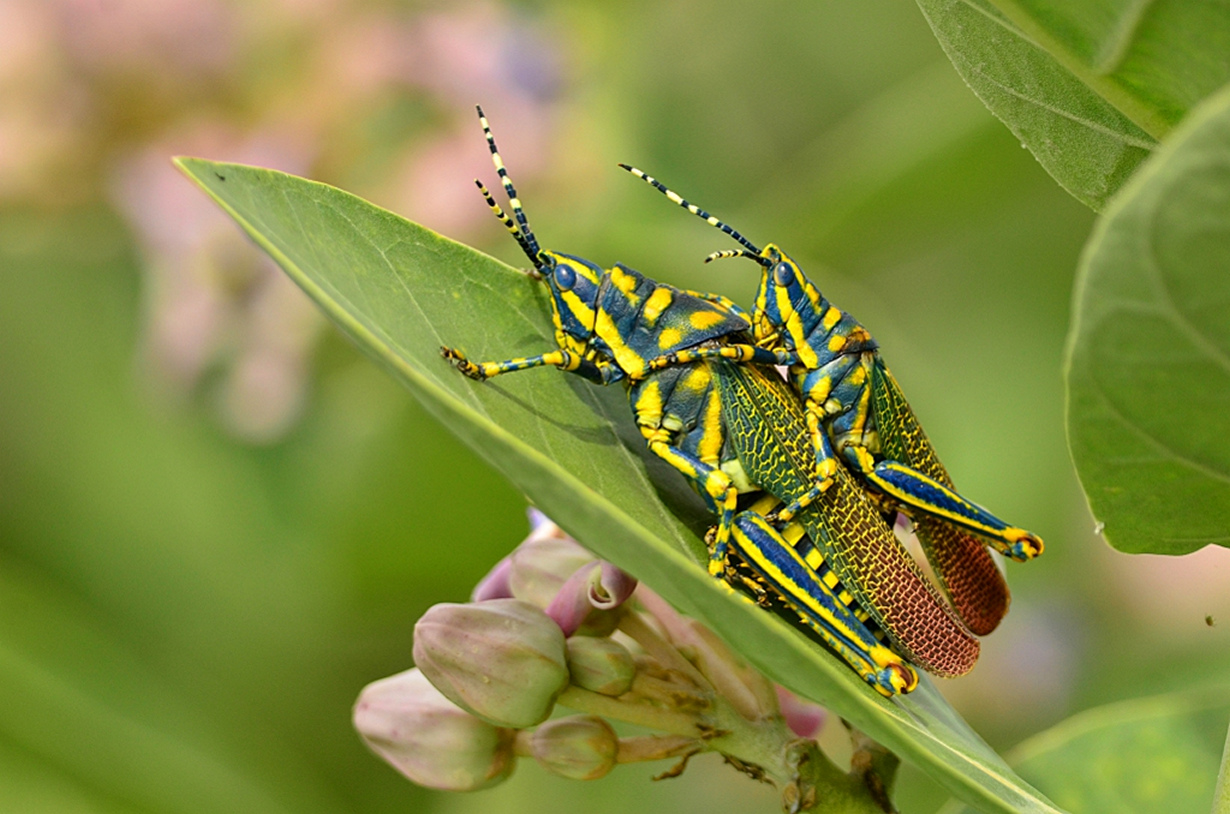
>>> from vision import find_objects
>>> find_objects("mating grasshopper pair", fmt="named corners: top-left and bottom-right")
top-left (441, 108), bottom-right (1042, 696)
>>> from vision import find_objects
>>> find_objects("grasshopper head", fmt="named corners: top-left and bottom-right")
top-left (754, 243), bottom-right (808, 332)
top-left (536, 250), bottom-right (603, 343)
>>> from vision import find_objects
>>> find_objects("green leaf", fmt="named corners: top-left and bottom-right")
top-left (944, 688), bottom-right (1230, 814)
top-left (175, 156), bottom-right (1066, 814)
top-left (1066, 83), bottom-right (1230, 554)
top-left (916, 0), bottom-right (1158, 211)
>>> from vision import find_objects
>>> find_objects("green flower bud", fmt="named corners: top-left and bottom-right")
top-left (414, 599), bottom-right (569, 728)
top-left (353, 668), bottom-right (515, 791)
top-left (565, 636), bottom-right (635, 696)
top-left (530, 716), bottom-right (619, 780)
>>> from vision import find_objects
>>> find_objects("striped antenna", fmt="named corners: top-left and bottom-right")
top-left (474, 179), bottom-right (538, 265)
top-left (476, 105), bottom-right (542, 261)
top-left (617, 164), bottom-right (769, 264)
top-left (704, 249), bottom-right (762, 264)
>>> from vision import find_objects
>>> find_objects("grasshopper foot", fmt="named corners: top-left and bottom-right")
top-left (1005, 532), bottom-right (1044, 562)
top-left (440, 346), bottom-right (488, 381)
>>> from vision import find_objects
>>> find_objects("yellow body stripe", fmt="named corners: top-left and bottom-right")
top-left (595, 311), bottom-right (646, 377)
top-left (642, 287), bottom-right (674, 325)
top-left (560, 291), bottom-right (595, 329)
top-left (803, 549), bottom-right (824, 569)
top-left (697, 389), bottom-right (724, 464)
top-left (827, 334), bottom-right (847, 353)
top-left (634, 381), bottom-right (663, 426)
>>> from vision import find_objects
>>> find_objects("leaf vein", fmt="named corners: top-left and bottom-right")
top-left (966, 66), bottom-right (1156, 149)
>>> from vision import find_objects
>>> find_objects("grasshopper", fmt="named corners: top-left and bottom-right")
top-left (440, 107), bottom-right (966, 695)
top-left (620, 166), bottom-right (1043, 635)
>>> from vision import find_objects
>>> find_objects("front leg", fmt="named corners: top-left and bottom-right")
top-left (645, 344), bottom-right (797, 372)
top-left (441, 346), bottom-right (622, 384)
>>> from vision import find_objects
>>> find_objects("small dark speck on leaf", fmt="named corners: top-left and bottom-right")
top-left (215, 172), bottom-right (226, 181)
top-left (1206, 615), bottom-right (1215, 627)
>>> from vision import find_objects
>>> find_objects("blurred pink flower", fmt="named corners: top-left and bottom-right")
top-left (1, 0), bottom-right (569, 439)
top-left (51, 0), bottom-right (236, 76)
top-left (112, 121), bottom-right (321, 441)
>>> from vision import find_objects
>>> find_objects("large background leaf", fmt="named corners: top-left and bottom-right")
top-left (946, 688), bottom-right (1230, 813)
top-left (177, 157), bottom-right (1066, 814)
top-left (917, 0), bottom-right (1230, 210)
top-left (916, 0), bottom-right (1155, 211)
top-left (1066, 84), bottom-right (1230, 554)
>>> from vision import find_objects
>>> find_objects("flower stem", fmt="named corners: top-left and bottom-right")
top-left (556, 685), bottom-right (701, 737)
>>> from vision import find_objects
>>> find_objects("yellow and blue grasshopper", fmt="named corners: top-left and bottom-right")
top-left (620, 166), bottom-right (1043, 636)
top-left (439, 108), bottom-right (975, 695)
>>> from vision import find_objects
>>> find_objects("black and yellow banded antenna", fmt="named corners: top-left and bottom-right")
top-left (473, 179), bottom-right (539, 269)
top-left (617, 164), bottom-right (772, 268)
top-left (476, 105), bottom-right (543, 267)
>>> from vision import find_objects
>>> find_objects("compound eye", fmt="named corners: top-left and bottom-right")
top-left (774, 262), bottom-right (794, 285)
top-left (553, 265), bottom-right (576, 290)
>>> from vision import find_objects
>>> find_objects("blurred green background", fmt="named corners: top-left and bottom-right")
top-left (2, 0), bottom-right (1229, 811)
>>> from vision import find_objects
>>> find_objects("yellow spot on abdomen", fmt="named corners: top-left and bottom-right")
top-left (827, 334), bottom-right (847, 353)
top-left (658, 327), bottom-right (683, 349)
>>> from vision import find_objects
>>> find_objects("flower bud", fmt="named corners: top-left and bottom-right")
top-left (565, 636), bottom-right (636, 696)
top-left (530, 716), bottom-right (619, 780)
top-left (776, 686), bottom-right (826, 739)
top-left (508, 528), bottom-right (595, 609)
top-left (413, 599), bottom-right (570, 728)
top-left (588, 562), bottom-right (637, 610)
top-left (353, 668), bottom-right (515, 791)
top-left (471, 555), bottom-right (514, 602)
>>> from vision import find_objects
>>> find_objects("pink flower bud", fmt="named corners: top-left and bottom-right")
top-left (471, 555), bottom-right (514, 601)
top-left (508, 529), bottom-right (595, 608)
top-left (530, 716), bottom-right (619, 780)
top-left (413, 599), bottom-right (569, 728)
top-left (353, 668), bottom-right (515, 791)
top-left (776, 686), bottom-right (827, 739)
top-left (545, 562), bottom-right (603, 636)
top-left (589, 562), bottom-right (637, 609)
